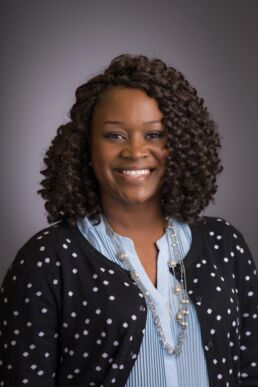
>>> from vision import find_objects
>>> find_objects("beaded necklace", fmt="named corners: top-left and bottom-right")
top-left (102, 215), bottom-right (190, 355)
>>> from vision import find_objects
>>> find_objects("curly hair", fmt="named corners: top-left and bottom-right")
top-left (38, 54), bottom-right (223, 226)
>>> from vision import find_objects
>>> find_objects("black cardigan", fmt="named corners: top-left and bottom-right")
top-left (0, 216), bottom-right (258, 387)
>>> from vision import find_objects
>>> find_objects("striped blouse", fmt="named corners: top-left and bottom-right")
top-left (77, 216), bottom-right (210, 387)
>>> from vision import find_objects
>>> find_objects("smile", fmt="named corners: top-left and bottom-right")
top-left (121, 169), bottom-right (151, 176)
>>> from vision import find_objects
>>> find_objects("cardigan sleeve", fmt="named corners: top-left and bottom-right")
top-left (0, 251), bottom-right (59, 386)
top-left (235, 232), bottom-right (258, 386)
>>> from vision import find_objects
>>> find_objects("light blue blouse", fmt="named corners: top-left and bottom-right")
top-left (77, 216), bottom-right (209, 387)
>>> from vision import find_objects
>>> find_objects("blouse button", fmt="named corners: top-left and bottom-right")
top-left (207, 341), bottom-right (214, 348)
top-left (195, 296), bottom-right (202, 303)
top-left (139, 306), bottom-right (146, 312)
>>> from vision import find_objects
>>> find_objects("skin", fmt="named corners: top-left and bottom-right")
top-left (91, 87), bottom-right (169, 286)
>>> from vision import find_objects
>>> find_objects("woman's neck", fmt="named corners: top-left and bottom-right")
top-left (101, 201), bottom-right (165, 237)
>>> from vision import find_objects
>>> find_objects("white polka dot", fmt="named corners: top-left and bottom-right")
top-left (72, 252), bottom-right (77, 257)
top-left (107, 319), bottom-right (112, 324)
top-left (217, 374), bottom-right (222, 380)
top-left (41, 308), bottom-right (48, 314)
top-left (210, 329), bottom-right (215, 335)
top-left (109, 295), bottom-right (115, 301)
top-left (93, 287), bottom-right (98, 292)
top-left (83, 352), bottom-right (89, 357)
top-left (248, 291), bottom-right (254, 297)
top-left (39, 246), bottom-right (45, 252)
top-left (224, 257), bottom-right (229, 262)
top-left (207, 308), bottom-right (212, 314)
top-left (62, 244), bottom-right (68, 249)
top-left (216, 315), bottom-right (221, 321)
top-left (68, 291), bottom-right (73, 297)
top-left (123, 322), bottom-right (128, 328)
top-left (131, 315), bottom-right (137, 320)
top-left (216, 286), bottom-right (221, 292)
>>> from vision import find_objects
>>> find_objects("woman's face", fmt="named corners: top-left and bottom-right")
top-left (90, 87), bottom-right (168, 209)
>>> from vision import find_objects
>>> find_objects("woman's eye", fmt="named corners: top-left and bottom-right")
top-left (104, 132), bottom-right (126, 141)
top-left (146, 131), bottom-right (166, 140)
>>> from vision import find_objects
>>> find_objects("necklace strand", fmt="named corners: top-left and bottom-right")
top-left (102, 215), bottom-right (190, 355)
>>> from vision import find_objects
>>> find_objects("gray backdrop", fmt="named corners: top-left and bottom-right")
top-left (1, 0), bottom-right (258, 284)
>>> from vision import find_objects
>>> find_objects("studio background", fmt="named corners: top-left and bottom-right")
top-left (1, 0), bottom-right (258, 284)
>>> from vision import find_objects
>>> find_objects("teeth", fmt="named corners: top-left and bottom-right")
top-left (122, 169), bottom-right (150, 176)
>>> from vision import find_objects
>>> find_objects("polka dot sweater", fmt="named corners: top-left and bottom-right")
top-left (0, 217), bottom-right (258, 386)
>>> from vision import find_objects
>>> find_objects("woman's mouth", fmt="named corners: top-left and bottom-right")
top-left (120, 169), bottom-right (151, 176)
top-left (114, 168), bottom-right (154, 179)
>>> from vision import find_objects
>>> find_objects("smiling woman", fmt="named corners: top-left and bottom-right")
top-left (90, 87), bottom-right (168, 210)
top-left (0, 54), bottom-right (258, 387)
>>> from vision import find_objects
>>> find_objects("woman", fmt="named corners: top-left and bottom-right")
top-left (0, 54), bottom-right (257, 387)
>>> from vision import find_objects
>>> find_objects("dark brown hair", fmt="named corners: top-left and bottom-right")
top-left (38, 54), bottom-right (223, 225)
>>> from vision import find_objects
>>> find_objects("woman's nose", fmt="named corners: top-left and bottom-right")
top-left (120, 139), bottom-right (149, 160)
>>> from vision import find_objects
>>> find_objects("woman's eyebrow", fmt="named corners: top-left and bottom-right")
top-left (103, 120), bottom-right (125, 125)
top-left (103, 120), bottom-right (163, 125)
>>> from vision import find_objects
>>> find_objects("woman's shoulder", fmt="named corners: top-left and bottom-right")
top-left (199, 215), bottom-right (244, 238)
top-left (10, 220), bottom-right (86, 272)
top-left (19, 220), bottom-right (73, 254)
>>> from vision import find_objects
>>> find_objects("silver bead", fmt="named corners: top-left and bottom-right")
top-left (174, 286), bottom-right (181, 295)
top-left (118, 252), bottom-right (128, 260)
